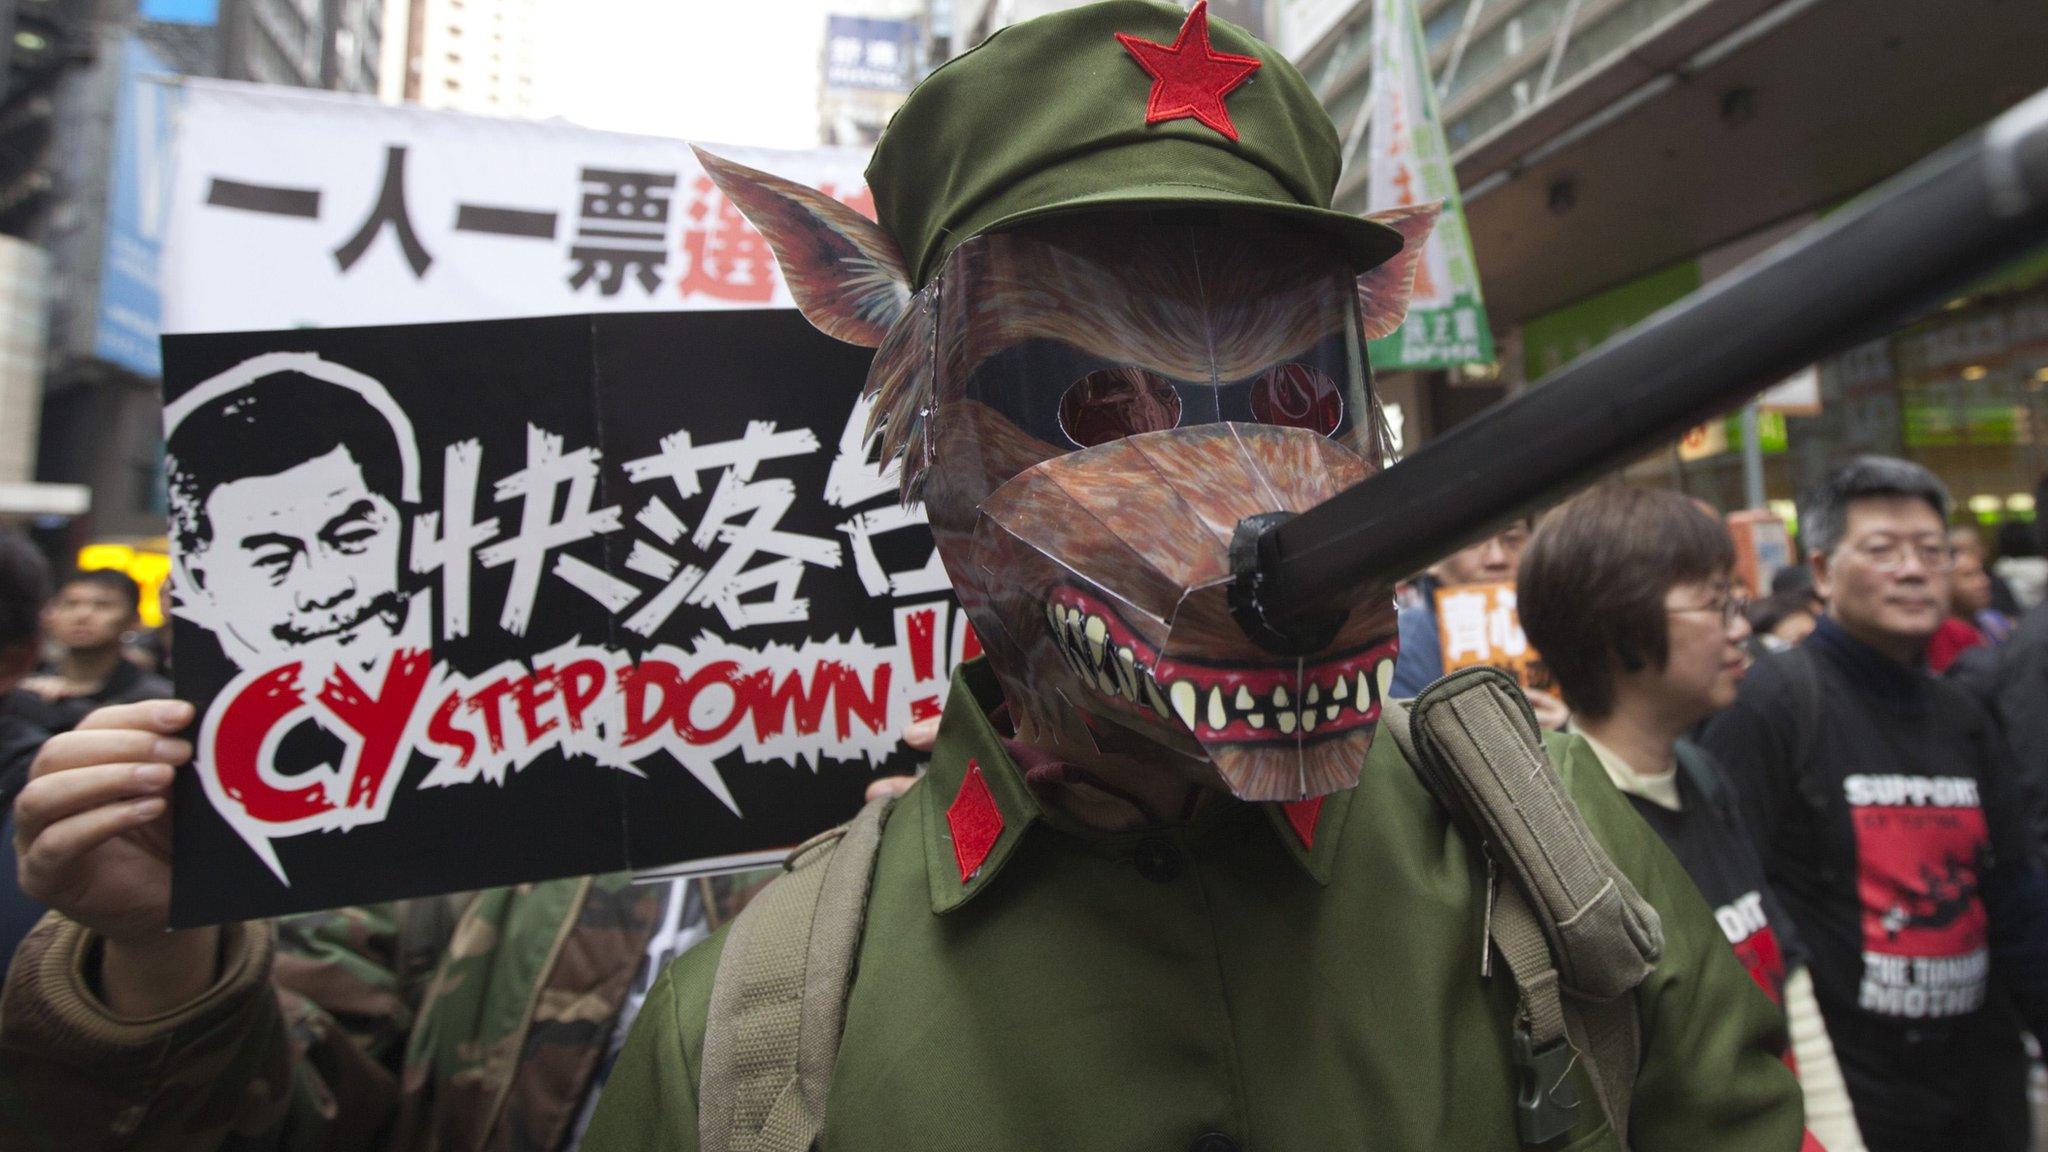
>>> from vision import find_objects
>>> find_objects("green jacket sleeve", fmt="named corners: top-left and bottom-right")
top-left (1552, 732), bottom-right (1808, 1151)
top-left (580, 924), bottom-right (729, 1152)
top-left (0, 903), bottom-right (415, 1152)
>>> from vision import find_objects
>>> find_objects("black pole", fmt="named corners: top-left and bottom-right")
top-left (1234, 86), bottom-right (2048, 650)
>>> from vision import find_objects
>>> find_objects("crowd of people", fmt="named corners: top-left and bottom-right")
top-left (0, 453), bottom-right (2041, 1150)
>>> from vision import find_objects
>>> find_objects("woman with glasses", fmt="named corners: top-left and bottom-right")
top-left (1519, 484), bottom-right (1866, 1152)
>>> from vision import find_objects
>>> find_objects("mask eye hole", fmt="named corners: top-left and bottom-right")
top-left (1251, 363), bottom-right (1343, 437)
top-left (1058, 367), bottom-right (1184, 448)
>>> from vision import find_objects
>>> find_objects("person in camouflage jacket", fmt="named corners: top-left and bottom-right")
top-left (0, 697), bottom-right (791, 1152)
top-left (1, 869), bottom-right (780, 1152)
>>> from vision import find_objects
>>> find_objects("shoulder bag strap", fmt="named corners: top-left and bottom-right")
top-left (698, 795), bottom-right (896, 1152)
top-left (1390, 670), bottom-right (1661, 1148)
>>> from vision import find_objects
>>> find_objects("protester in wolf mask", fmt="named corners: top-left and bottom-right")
top-left (585, 4), bottom-right (1805, 1150)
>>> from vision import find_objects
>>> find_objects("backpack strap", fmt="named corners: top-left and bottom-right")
top-left (1673, 740), bottom-right (1737, 830)
top-left (698, 795), bottom-right (896, 1152)
top-left (1385, 666), bottom-right (1664, 1149)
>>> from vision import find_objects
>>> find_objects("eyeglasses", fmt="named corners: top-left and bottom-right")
top-left (1667, 591), bottom-right (1749, 629)
top-left (1843, 539), bottom-right (1956, 573)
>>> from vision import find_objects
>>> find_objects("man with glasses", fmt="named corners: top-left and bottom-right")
top-left (1702, 456), bottom-right (2048, 1152)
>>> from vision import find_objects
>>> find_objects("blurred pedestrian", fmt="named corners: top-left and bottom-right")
top-left (1701, 456), bottom-right (2048, 1152)
top-left (1952, 527), bottom-right (2015, 645)
top-left (1520, 485), bottom-right (1866, 1151)
top-left (3, 569), bottom-right (169, 734)
top-left (1747, 589), bottom-right (1821, 656)
top-left (0, 527), bottom-right (54, 976)
top-left (1388, 519), bottom-right (1569, 726)
top-left (1992, 517), bottom-right (2043, 613)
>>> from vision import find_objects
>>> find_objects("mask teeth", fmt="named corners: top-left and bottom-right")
top-left (1043, 596), bottom-right (1396, 740)
top-left (1043, 601), bottom-right (1172, 722)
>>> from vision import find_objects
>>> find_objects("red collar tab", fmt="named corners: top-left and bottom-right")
top-left (947, 759), bottom-right (1006, 881)
top-left (1282, 795), bottom-right (1325, 847)
top-left (1115, 1), bottom-right (1262, 142)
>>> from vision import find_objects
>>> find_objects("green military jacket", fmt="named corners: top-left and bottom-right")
top-left (0, 872), bottom-right (695, 1152)
top-left (585, 664), bottom-right (1804, 1151)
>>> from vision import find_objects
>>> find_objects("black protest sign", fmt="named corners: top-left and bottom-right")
top-left (163, 311), bottom-right (967, 926)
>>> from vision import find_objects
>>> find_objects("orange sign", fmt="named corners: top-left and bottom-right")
top-left (1434, 581), bottom-right (1554, 691)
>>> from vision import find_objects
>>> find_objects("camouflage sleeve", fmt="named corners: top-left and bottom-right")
top-left (579, 924), bottom-right (730, 1152)
top-left (0, 904), bottom-right (423, 1152)
top-left (0, 911), bottom-right (292, 1151)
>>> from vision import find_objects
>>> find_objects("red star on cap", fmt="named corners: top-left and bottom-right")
top-left (1115, 1), bottom-right (1263, 142)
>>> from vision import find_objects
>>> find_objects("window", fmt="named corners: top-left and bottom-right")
top-left (1445, 59), bottom-right (1544, 148)
top-left (1555, 0), bottom-right (1692, 86)
top-left (1424, 0), bottom-right (1471, 51)
top-left (1443, 0), bottom-right (1569, 103)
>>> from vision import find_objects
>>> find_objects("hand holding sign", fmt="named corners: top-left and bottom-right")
top-left (12, 700), bottom-right (225, 1015)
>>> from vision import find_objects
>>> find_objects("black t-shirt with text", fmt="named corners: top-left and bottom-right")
top-left (1628, 743), bottom-right (1805, 1015)
top-left (1701, 617), bottom-right (2039, 1152)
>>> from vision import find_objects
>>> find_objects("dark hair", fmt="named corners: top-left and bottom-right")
top-left (1769, 563), bottom-right (1814, 597)
top-left (0, 528), bottom-right (50, 649)
top-left (1799, 455), bottom-right (1951, 558)
top-left (1518, 485), bottom-right (1735, 721)
top-left (1745, 589), bottom-right (1816, 637)
top-left (166, 371), bottom-right (406, 556)
top-left (2036, 472), bottom-right (2048, 555)
top-left (58, 568), bottom-right (143, 617)
top-left (1996, 520), bottom-right (2038, 562)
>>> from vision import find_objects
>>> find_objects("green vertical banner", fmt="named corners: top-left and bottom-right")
top-left (1365, 0), bottom-right (1493, 368)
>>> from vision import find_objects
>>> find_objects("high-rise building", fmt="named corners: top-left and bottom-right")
top-left (20, 0), bottom-right (391, 544)
top-left (219, 0), bottom-right (384, 93)
top-left (393, 0), bottom-right (541, 118)
top-left (819, 3), bottom-right (924, 147)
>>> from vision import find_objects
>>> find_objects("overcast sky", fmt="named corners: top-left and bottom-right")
top-left (535, 0), bottom-right (841, 149)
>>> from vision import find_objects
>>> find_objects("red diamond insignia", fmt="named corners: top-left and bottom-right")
top-left (947, 760), bottom-right (1005, 881)
top-left (1114, 0), bottom-right (1263, 142)
top-left (1282, 796), bottom-right (1325, 847)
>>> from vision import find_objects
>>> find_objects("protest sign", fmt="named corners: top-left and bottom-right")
top-left (1433, 581), bottom-right (1553, 692)
top-left (163, 81), bottom-right (871, 333)
top-left (163, 310), bottom-right (963, 926)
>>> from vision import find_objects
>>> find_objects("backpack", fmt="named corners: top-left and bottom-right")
top-left (695, 666), bottom-right (1662, 1152)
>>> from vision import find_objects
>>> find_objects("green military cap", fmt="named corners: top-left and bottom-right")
top-left (866, 0), bottom-right (1406, 290)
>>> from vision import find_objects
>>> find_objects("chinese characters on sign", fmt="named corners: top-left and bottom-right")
top-left (823, 15), bottom-right (919, 92)
top-left (202, 149), bottom-right (871, 303)
top-left (1434, 581), bottom-right (1553, 691)
top-left (164, 82), bottom-right (875, 332)
top-left (164, 311), bottom-right (965, 926)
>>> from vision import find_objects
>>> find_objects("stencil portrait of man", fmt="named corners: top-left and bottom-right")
top-left (165, 352), bottom-right (427, 671)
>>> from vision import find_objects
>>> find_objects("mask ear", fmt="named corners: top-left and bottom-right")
top-left (1355, 202), bottom-right (1443, 340)
top-left (692, 146), bottom-right (912, 349)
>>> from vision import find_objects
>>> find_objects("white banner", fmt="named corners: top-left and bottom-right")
top-left (1363, 0), bottom-right (1492, 368)
top-left (163, 81), bottom-right (873, 333)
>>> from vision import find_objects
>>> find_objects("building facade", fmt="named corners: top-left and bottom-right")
top-left (1282, 0), bottom-right (2048, 541)
top-left (29, 0), bottom-right (387, 547)
top-left (393, 0), bottom-right (540, 118)
top-left (219, 0), bottom-right (383, 92)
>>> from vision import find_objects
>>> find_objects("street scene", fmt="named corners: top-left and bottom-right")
top-left (2, 0), bottom-right (2048, 1149)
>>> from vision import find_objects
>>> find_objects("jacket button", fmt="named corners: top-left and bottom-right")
top-left (1133, 838), bottom-right (1183, 883)
top-left (1190, 1133), bottom-right (1239, 1152)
